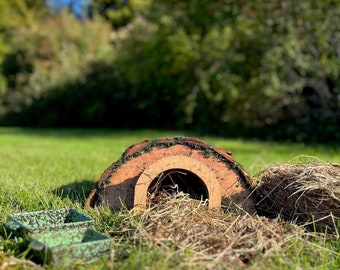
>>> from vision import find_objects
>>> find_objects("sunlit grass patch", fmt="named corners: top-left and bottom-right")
top-left (0, 128), bottom-right (339, 269)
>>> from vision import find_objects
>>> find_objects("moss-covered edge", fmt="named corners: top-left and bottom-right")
top-left (97, 137), bottom-right (253, 193)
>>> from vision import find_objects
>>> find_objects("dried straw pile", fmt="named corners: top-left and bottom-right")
top-left (133, 193), bottom-right (300, 267)
top-left (254, 160), bottom-right (340, 234)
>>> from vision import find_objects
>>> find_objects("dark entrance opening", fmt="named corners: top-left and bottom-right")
top-left (147, 169), bottom-right (209, 205)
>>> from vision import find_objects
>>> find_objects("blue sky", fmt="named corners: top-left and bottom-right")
top-left (45, 0), bottom-right (90, 18)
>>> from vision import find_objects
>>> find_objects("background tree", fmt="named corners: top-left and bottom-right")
top-left (0, 0), bottom-right (338, 142)
top-left (113, 0), bottom-right (340, 140)
top-left (0, 0), bottom-right (48, 114)
top-left (90, 0), bottom-right (150, 28)
top-left (0, 3), bottom-right (113, 119)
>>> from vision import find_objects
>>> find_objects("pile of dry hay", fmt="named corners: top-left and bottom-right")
top-left (254, 159), bottom-right (340, 234)
top-left (133, 193), bottom-right (301, 268)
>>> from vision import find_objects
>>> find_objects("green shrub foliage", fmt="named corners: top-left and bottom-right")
top-left (0, 9), bottom-right (114, 124)
top-left (0, 0), bottom-right (339, 142)
top-left (112, 0), bottom-right (340, 141)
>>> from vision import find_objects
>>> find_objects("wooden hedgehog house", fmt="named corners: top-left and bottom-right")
top-left (85, 137), bottom-right (255, 213)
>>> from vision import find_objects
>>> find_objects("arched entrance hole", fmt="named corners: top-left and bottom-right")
top-left (147, 169), bottom-right (209, 205)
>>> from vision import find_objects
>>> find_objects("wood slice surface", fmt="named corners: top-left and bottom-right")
top-left (85, 137), bottom-right (255, 213)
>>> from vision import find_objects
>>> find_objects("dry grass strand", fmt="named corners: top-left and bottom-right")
top-left (132, 193), bottom-right (301, 267)
top-left (254, 159), bottom-right (340, 234)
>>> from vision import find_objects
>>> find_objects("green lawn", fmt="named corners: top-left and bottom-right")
top-left (0, 128), bottom-right (339, 269)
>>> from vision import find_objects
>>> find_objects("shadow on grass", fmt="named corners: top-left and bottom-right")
top-left (52, 180), bottom-right (97, 206)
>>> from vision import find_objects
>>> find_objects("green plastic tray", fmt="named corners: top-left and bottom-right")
top-left (5, 208), bottom-right (94, 236)
top-left (29, 227), bottom-right (111, 265)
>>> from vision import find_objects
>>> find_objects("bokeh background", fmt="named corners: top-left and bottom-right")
top-left (0, 0), bottom-right (339, 143)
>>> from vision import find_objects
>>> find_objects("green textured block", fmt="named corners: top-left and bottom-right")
top-left (5, 208), bottom-right (94, 237)
top-left (29, 227), bottom-right (111, 265)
